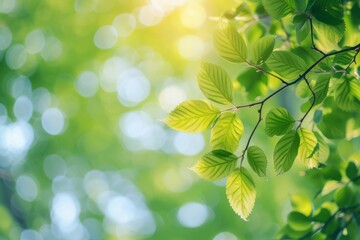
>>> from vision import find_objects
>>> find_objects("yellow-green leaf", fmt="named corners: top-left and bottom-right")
top-left (197, 62), bottom-right (233, 104)
top-left (262, 0), bottom-right (295, 19)
top-left (265, 107), bottom-right (295, 137)
top-left (247, 146), bottom-right (267, 177)
top-left (315, 132), bottom-right (329, 163)
top-left (298, 128), bottom-right (319, 168)
top-left (214, 21), bottom-right (247, 63)
top-left (226, 167), bottom-right (256, 220)
top-left (274, 130), bottom-right (300, 174)
top-left (249, 35), bottom-right (275, 64)
top-left (192, 150), bottom-right (238, 181)
top-left (211, 112), bottom-right (244, 152)
top-left (165, 100), bottom-right (220, 133)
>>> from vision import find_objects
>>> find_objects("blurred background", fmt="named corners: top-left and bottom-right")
top-left (0, 0), bottom-right (321, 239)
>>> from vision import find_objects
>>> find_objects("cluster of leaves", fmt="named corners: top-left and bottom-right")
top-left (166, 0), bottom-right (360, 220)
top-left (277, 159), bottom-right (360, 239)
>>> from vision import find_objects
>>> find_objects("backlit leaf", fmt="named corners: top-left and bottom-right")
top-left (165, 100), bottom-right (220, 133)
top-left (298, 128), bottom-right (319, 168)
top-left (214, 21), bottom-right (247, 63)
top-left (211, 112), bottom-right (244, 152)
top-left (237, 68), bottom-right (268, 100)
top-left (226, 167), bottom-right (256, 220)
top-left (334, 77), bottom-right (360, 111)
top-left (262, 0), bottom-right (295, 19)
top-left (274, 130), bottom-right (300, 174)
top-left (197, 62), bottom-right (233, 105)
top-left (266, 51), bottom-right (307, 79)
top-left (265, 107), bottom-right (295, 137)
top-left (247, 146), bottom-right (267, 177)
top-left (192, 150), bottom-right (238, 181)
top-left (249, 35), bottom-right (275, 64)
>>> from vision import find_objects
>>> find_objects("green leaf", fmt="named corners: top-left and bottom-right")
top-left (309, 0), bottom-right (344, 26)
top-left (266, 51), bottom-right (307, 79)
top-left (274, 130), bottom-right (300, 174)
top-left (291, 194), bottom-right (313, 216)
top-left (265, 107), bottom-right (295, 137)
top-left (247, 146), bottom-right (267, 177)
top-left (312, 19), bottom-right (345, 51)
top-left (165, 100), bottom-right (220, 133)
top-left (298, 128), bottom-right (319, 168)
top-left (334, 77), bottom-right (360, 112)
top-left (296, 80), bottom-right (312, 98)
top-left (293, 14), bottom-right (310, 43)
top-left (287, 211), bottom-right (312, 232)
top-left (211, 112), bottom-right (244, 152)
top-left (226, 167), bottom-right (256, 220)
top-left (334, 186), bottom-right (354, 208)
top-left (346, 161), bottom-right (358, 180)
top-left (214, 21), bottom-right (247, 63)
top-left (192, 150), bottom-right (238, 181)
top-left (314, 208), bottom-right (331, 222)
top-left (237, 68), bottom-right (268, 100)
top-left (197, 62), bottom-right (233, 104)
top-left (311, 75), bottom-right (330, 106)
top-left (315, 132), bottom-right (329, 163)
top-left (249, 35), bottom-right (275, 64)
top-left (333, 51), bottom-right (355, 66)
top-left (262, 0), bottom-right (295, 19)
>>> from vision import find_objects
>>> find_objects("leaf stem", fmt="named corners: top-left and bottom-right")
top-left (246, 61), bottom-right (289, 85)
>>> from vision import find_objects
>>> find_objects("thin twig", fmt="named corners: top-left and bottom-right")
top-left (239, 103), bottom-right (264, 165)
top-left (297, 76), bottom-right (316, 130)
top-left (308, 17), bottom-right (326, 55)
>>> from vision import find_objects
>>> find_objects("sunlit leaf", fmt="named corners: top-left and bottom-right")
top-left (226, 167), bottom-right (256, 220)
top-left (291, 194), bottom-right (313, 217)
top-left (314, 132), bottom-right (329, 163)
top-left (262, 0), bottom-right (295, 19)
top-left (274, 130), bottom-right (300, 174)
top-left (311, 75), bottom-right (330, 106)
top-left (265, 107), bottom-right (295, 137)
top-left (298, 128), bottom-right (318, 168)
top-left (266, 51), bottom-right (307, 79)
top-left (165, 100), bottom-right (220, 133)
top-left (197, 62), bottom-right (233, 105)
top-left (214, 21), bottom-right (247, 63)
top-left (312, 19), bottom-right (345, 51)
top-left (249, 35), bottom-right (275, 64)
top-left (247, 146), bottom-right (267, 177)
top-left (192, 150), bottom-right (238, 181)
top-left (293, 14), bottom-right (310, 43)
top-left (334, 77), bottom-right (360, 111)
top-left (211, 112), bottom-right (244, 152)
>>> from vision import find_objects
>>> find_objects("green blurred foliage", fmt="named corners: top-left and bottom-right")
top-left (0, 0), bottom-right (359, 240)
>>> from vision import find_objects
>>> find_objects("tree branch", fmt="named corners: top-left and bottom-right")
top-left (247, 61), bottom-right (289, 85)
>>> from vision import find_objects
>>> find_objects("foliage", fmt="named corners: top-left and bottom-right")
top-left (166, 0), bottom-right (360, 223)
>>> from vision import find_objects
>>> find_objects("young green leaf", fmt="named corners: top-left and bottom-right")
top-left (334, 77), bottom-right (360, 112)
top-left (249, 35), bottom-right (275, 64)
top-left (214, 21), bottom-right (247, 63)
top-left (274, 130), bottom-right (300, 174)
top-left (226, 167), bottom-right (256, 220)
top-left (265, 107), bottom-right (295, 137)
top-left (211, 112), bottom-right (244, 152)
top-left (266, 51), bottom-right (308, 79)
top-left (309, 0), bottom-right (344, 26)
top-left (311, 75), bottom-right (330, 106)
top-left (237, 68), bottom-right (268, 100)
top-left (197, 62), bottom-right (233, 105)
top-left (298, 128), bottom-right (319, 168)
top-left (293, 14), bottom-right (310, 43)
top-left (165, 100), bottom-right (220, 133)
top-left (314, 132), bottom-right (329, 163)
top-left (192, 150), bottom-right (238, 181)
top-left (312, 19), bottom-right (345, 51)
top-left (247, 146), bottom-right (267, 177)
top-left (262, 0), bottom-right (295, 19)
